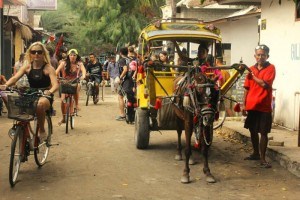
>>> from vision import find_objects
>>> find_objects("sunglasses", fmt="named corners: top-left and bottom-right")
top-left (30, 50), bottom-right (43, 55)
top-left (255, 45), bottom-right (269, 53)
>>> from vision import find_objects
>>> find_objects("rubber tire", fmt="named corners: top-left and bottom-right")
top-left (65, 97), bottom-right (70, 134)
top-left (9, 125), bottom-right (23, 187)
top-left (86, 85), bottom-right (91, 106)
top-left (70, 115), bottom-right (75, 129)
top-left (213, 100), bottom-right (226, 130)
top-left (34, 115), bottom-right (52, 167)
top-left (71, 98), bottom-right (76, 129)
top-left (134, 108), bottom-right (150, 149)
top-left (92, 86), bottom-right (98, 105)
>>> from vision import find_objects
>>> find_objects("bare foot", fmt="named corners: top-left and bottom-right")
top-left (58, 119), bottom-right (66, 126)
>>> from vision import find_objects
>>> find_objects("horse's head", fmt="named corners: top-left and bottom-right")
top-left (192, 73), bottom-right (217, 127)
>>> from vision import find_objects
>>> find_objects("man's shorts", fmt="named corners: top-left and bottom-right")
top-left (90, 76), bottom-right (102, 84)
top-left (244, 110), bottom-right (272, 134)
top-left (118, 79), bottom-right (134, 97)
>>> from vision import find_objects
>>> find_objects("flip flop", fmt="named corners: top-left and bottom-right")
top-left (244, 154), bottom-right (260, 160)
top-left (260, 162), bottom-right (272, 168)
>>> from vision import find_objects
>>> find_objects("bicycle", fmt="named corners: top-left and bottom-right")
top-left (206, 62), bottom-right (251, 129)
top-left (60, 77), bottom-right (79, 134)
top-left (85, 74), bottom-right (100, 106)
top-left (5, 88), bottom-right (54, 187)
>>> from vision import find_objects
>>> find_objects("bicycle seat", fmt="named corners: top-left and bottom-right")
top-left (9, 114), bottom-right (34, 121)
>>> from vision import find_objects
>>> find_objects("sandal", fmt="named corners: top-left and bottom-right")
top-left (244, 154), bottom-right (260, 160)
top-left (260, 162), bottom-right (272, 168)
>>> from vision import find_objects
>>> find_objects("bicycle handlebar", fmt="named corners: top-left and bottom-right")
top-left (6, 87), bottom-right (52, 99)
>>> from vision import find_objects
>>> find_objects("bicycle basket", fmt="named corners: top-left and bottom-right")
top-left (7, 93), bottom-right (37, 121)
top-left (61, 82), bottom-right (78, 94)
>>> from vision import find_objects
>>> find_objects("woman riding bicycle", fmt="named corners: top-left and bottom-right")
top-left (0, 42), bottom-right (59, 141)
top-left (56, 49), bottom-right (86, 125)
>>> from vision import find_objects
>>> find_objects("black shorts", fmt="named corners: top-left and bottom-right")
top-left (90, 76), bottom-right (102, 84)
top-left (244, 110), bottom-right (272, 134)
top-left (118, 79), bottom-right (134, 96)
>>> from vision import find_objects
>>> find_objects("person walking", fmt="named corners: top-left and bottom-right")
top-left (242, 44), bottom-right (276, 169)
top-left (106, 55), bottom-right (119, 93)
top-left (13, 53), bottom-right (29, 88)
top-left (115, 47), bottom-right (134, 121)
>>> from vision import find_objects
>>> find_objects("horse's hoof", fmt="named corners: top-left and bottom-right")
top-left (181, 175), bottom-right (190, 184)
top-left (175, 154), bottom-right (182, 161)
top-left (206, 175), bottom-right (216, 183)
top-left (189, 157), bottom-right (196, 165)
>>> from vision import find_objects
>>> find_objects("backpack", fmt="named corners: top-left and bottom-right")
top-left (119, 57), bottom-right (137, 79)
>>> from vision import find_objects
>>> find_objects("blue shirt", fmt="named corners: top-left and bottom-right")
top-left (107, 62), bottom-right (119, 79)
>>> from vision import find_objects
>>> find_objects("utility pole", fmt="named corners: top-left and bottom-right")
top-left (165, 0), bottom-right (176, 58)
top-left (0, 0), bottom-right (3, 74)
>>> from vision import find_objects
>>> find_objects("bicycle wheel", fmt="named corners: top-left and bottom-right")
top-left (213, 100), bottom-right (226, 130)
top-left (70, 97), bottom-right (76, 129)
top-left (65, 97), bottom-right (70, 134)
top-left (9, 125), bottom-right (23, 187)
top-left (86, 84), bottom-right (91, 106)
top-left (34, 115), bottom-right (52, 167)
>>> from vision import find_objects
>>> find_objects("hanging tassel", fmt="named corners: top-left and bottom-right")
top-left (234, 103), bottom-right (241, 112)
top-left (154, 98), bottom-right (162, 110)
top-left (183, 93), bottom-right (190, 107)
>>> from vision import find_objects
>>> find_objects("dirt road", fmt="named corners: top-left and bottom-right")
top-left (0, 88), bottom-right (299, 200)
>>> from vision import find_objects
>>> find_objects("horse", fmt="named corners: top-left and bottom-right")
top-left (172, 69), bottom-right (218, 183)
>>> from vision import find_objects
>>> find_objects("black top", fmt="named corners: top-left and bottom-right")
top-left (27, 63), bottom-right (51, 88)
top-left (86, 61), bottom-right (102, 75)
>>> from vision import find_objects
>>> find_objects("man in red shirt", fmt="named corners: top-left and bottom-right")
top-left (242, 44), bottom-right (276, 168)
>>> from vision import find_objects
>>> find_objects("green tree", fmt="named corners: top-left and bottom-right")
top-left (42, 0), bottom-right (164, 55)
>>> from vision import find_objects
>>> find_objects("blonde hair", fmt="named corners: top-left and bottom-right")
top-left (25, 41), bottom-right (51, 65)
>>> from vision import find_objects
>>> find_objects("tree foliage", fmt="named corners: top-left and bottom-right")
top-left (41, 0), bottom-right (164, 55)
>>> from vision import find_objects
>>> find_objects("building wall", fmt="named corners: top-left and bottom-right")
top-left (216, 17), bottom-right (259, 66)
top-left (261, 0), bottom-right (300, 130)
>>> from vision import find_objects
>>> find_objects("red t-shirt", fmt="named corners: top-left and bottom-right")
top-left (244, 62), bottom-right (276, 112)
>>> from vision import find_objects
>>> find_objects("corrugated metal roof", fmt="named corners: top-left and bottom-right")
top-left (4, 0), bottom-right (26, 6)
top-left (207, 6), bottom-right (261, 23)
top-left (176, 0), bottom-right (217, 8)
top-left (217, 0), bottom-right (261, 5)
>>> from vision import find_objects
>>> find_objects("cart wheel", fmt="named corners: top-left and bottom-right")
top-left (134, 108), bottom-right (150, 149)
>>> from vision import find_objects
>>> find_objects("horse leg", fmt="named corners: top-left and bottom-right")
top-left (201, 126), bottom-right (216, 183)
top-left (175, 118), bottom-right (183, 160)
top-left (181, 112), bottom-right (193, 183)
